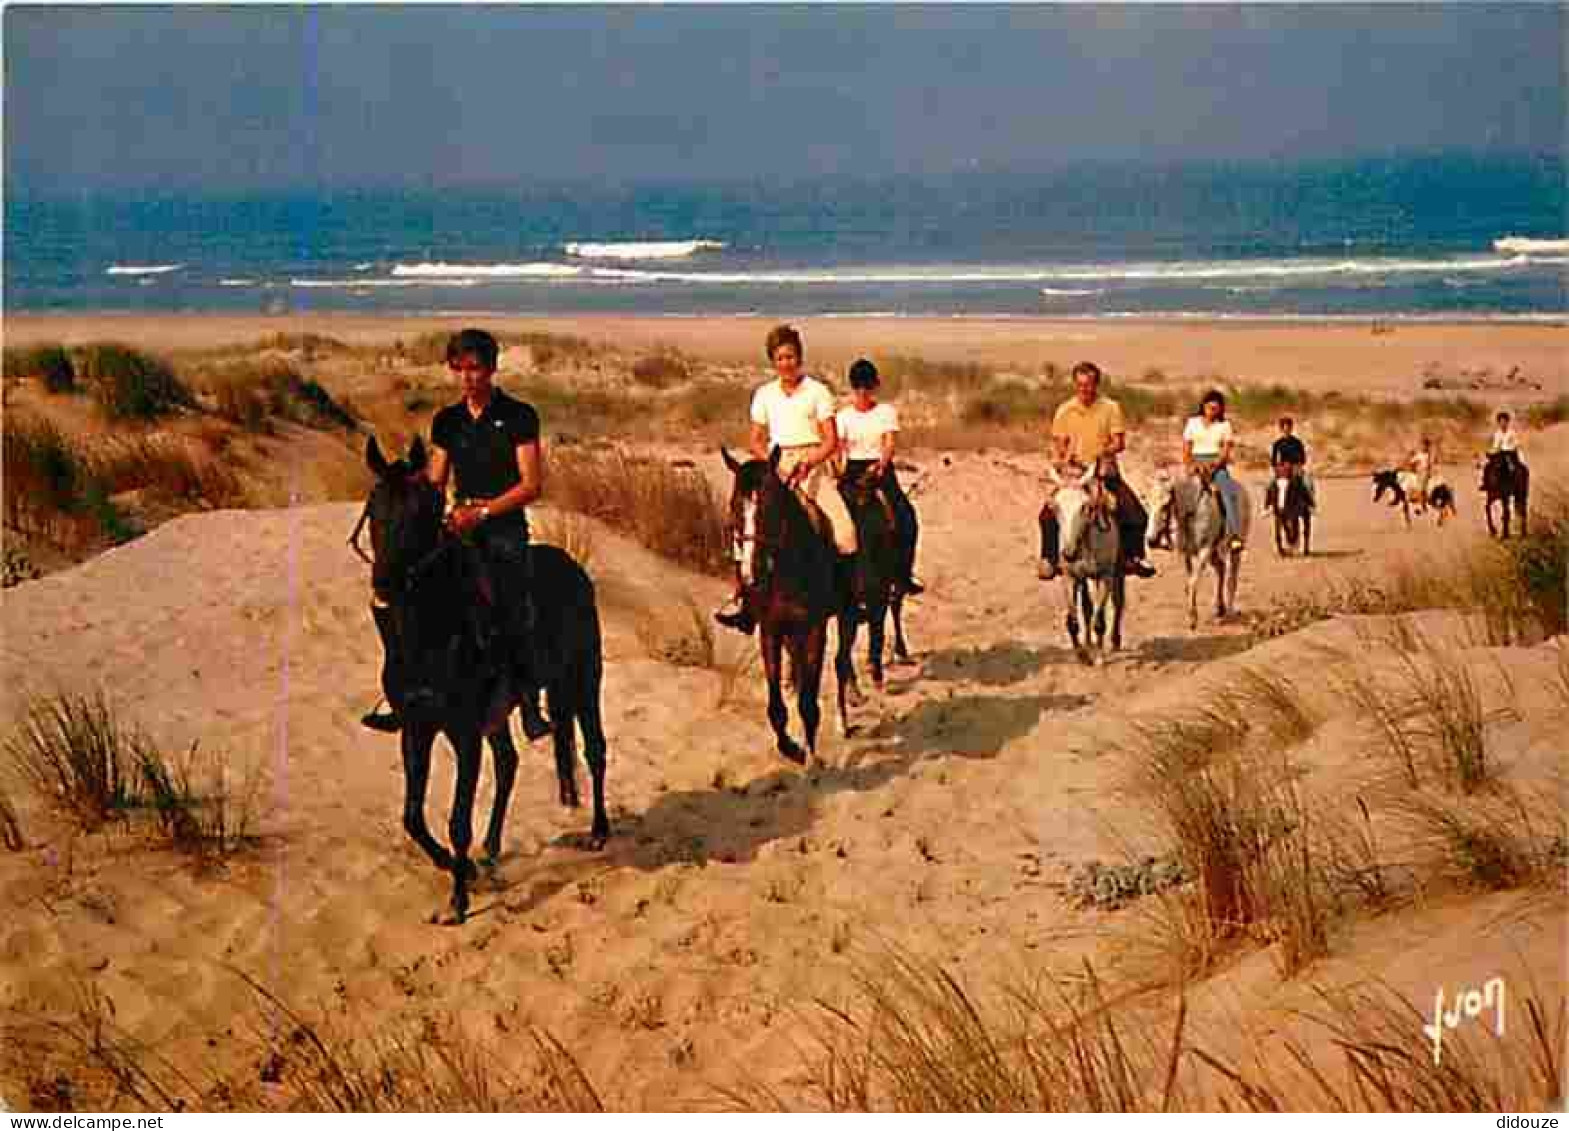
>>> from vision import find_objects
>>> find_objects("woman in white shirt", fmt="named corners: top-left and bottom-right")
top-left (1182, 389), bottom-right (1246, 551)
top-left (1489, 410), bottom-right (1525, 475)
top-left (835, 358), bottom-right (921, 595)
top-left (715, 324), bottom-right (859, 632)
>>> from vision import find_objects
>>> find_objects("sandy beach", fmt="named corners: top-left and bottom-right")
top-left (2, 313), bottom-right (1564, 1110)
top-left (8, 313), bottom-right (1568, 398)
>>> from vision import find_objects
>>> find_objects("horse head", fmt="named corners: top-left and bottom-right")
top-left (1055, 460), bottom-right (1104, 565)
top-left (360, 435), bottom-right (444, 605)
top-left (1481, 450), bottom-right (1515, 495)
top-left (722, 445), bottom-right (788, 588)
top-left (1371, 468), bottom-right (1400, 505)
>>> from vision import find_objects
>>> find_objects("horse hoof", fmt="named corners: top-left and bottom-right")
top-left (779, 741), bottom-right (807, 765)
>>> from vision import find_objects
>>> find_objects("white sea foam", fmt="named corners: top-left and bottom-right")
top-left (290, 278), bottom-right (481, 288)
top-left (106, 263), bottom-right (183, 276)
top-left (563, 239), bottom-right (725, 260)
top-left (390, 261), bottom-right (583, 279)
top-left (1493, 236), bottom-right (1569, 255)
top-left (582, 253), bottom-right (1546, 287)
top-left (218, 278), bottom-right (256, 287)
top-left (1040, 287), bottom-right (1106, 297)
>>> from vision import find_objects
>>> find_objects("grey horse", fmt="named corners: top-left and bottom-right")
top-left (1147, 465), bottom-right (1251, 629)
top-left (1053, 459), bottom-right (1125, 664)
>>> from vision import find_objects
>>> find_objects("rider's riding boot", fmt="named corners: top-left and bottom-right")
top-left (1038, 510), bottom-right (1061, 580)
top-left (509, 590), bottom-right (553, 742)
top-left (714, 589), bottom-right (756, 634)
top-left (1125, 557), bottom-right (1157, 579)
top-left (362, 603), bottom-right (405, 732)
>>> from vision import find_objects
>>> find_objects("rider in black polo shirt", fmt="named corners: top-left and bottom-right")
top-left (1265, 414), bottom-right (1315, 513)
top-left (362, 328), bottom-right (551, 740)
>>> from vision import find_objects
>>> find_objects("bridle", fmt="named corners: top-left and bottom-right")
top-left (733, 480), bottom-right (780, 587)
top-left (350, 479), bottom-right (454, 599)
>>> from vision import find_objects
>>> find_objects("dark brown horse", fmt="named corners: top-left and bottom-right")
top-left (722, 447), bottom-right (853, 762)
top-left (1481, 451), bottom-right (1529, 539)
top-left (838, 462), bottom-right (911, 690)
top-left (360, 436), bottom-right (608, 924)
top-left (1271, 468), bottom-right (1313, 557)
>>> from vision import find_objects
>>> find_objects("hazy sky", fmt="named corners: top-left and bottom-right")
top-left (5, 5), bottom-right (1564, 192)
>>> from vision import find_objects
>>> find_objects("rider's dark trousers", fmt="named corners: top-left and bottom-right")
top-left (466, 518), bottom-right (538, 680)
top-left (843, 459), bottom-right (919, 580)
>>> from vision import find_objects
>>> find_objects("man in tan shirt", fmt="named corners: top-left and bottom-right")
top-left (1038, 361), bottom-right (1156, 580)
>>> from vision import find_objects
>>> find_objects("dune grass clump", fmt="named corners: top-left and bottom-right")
top-left (1524, 395), bottom-right (1569, 429)
top-left (1336, 623), bottom-right (1516, 793)
top-left (4, 344), bottom-right (77, 392)
top-left (630, 351), bottom-right (690, 390)
top-left (724, 952), bottom-right (1181, 1112)
top-left (4, 975), bottom-right (601, 1113)
top-left (1117, 670), bottom-right (1335, 977)
top-left (532, 509), bottom-right (598, 571)
top-left (958, 382), bottom-right (1054, 429)
top-left (550, 449), bottom-right (729, 575)
top-left (669, 380), bottom-right (753, 436)
top-left (3, 691), bottom-right (258, 859)
top-left (1, 783), bottom-right (24, 851)
top-left (88, 435), bottom-right (248, 511)
top-left (724, 946), bottom-right (1565, 1112)
top-left (2, 416), bottom-right (113, 544)
top-left (634, 594), bottom-right (717, 669)
top-left (3, 692), bottom-right (146, 830)
top-left (74, 343), bottom-right (195, 421)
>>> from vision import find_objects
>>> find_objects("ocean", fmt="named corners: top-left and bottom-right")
top-left (5, 155), bottom-right (1565, 321)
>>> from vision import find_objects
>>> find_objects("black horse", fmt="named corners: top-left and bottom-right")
top-left (360, 436), bottom-right (608, 924)
top-left (1481, 451), bottom-right (1529, 539)
top-left (722, 447), bottom-right (854, 762)
top-left (1271, 470), bottom-right (1313, 556)
top-left (839, 463), bottom-right (912, 690)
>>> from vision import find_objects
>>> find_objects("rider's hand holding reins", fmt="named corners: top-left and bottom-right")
top-left (446, 503), bottom-right (487, 537)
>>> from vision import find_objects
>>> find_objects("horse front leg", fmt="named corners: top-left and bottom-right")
top-left (801, 622), bottom-right (829, 757)
top-left (1110, 573), bottom-right (1126, 653)
top-left (1214, 551), bottom-right (1229, 619)
top-left (401, 721), bottom-right (452, 873)
top-left (889, 590), bottom-right (912, 664)
top-left (442, 726), bottom-right (484, 926)
top-left (865, 597), bottom-right (888, 690)
top-left (1302, 511), bottom-right (1311, 557)
top-left (762, 629), bottom-right (803, 764)
top-left (1225, 549), bottom-right (1243, 619)
top-left (481, 727), bottom-right (520, 867)
top-left (547, 684), bottom-right (580, 810)
top-left (1186, 555), bottom-right (1204, 631)
top-left (1063, 575), bottom-right (1086, 660)
top-left (578, 687), bottom-right (610, 848)
top-left (836, 605), bottom-right (866, 710)
top-left (1485, 498), bottom-right (1498, 538)
top-left (1087, 579), bottom-right (1110, 666)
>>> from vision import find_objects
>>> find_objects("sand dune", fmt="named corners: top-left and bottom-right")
top-left (3, 313), bottom-right (1565, 1108)
top-left (3, 417), bottom-right (1563, 1107)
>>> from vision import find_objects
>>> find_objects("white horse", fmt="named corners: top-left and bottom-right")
top-left (1147, 465), bottom-right (1251, 630)
top-left (1052, 459), bottom-right (1125, 665)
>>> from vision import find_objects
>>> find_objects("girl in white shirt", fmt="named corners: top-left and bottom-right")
top-left (1182, 389), bottom-right (1246, 550)
top-left (836, 358), bottom-right (921, 594)
top-left (715, 324), bottom-right (858, 632)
